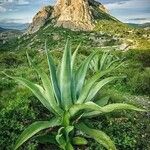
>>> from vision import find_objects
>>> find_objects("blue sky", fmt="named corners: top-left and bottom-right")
top-left (0, 0), bottom-right (150, 24)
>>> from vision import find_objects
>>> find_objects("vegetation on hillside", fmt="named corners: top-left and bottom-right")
top-left (95, 20), bottom-right (150, 49)
top-left (3, 41), bottom-right (146, 150)
top-left (0, 23), bottom-right (150, 149)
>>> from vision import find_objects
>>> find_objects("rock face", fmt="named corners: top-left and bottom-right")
top-left (52, 0), bottom-right (94, 30)
top-left (27, 6), bottom-right (53, 34)
top-left (27, 0), bottom-right (114, 34)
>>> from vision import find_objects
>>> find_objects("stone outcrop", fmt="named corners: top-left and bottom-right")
top-left (27, 0), bottom-right (114, 34)
top-left (52, 0), bottom-right (94, 31)
top-left (27, 6), bottom-right (53, 34)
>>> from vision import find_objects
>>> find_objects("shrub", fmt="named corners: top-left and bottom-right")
top-left (129, 69), bottom-right (150, 95)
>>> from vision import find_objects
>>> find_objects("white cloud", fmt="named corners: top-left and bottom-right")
top-left (105, 0), bottom-right (150, 10)
top-left (0, 0), bottom-right (30, 5)
top-left (18, 0), bottom-right (29, 5)
top-left (0, 5), bottom-right (6, 12)
top-left (114, 12), bottom-right (150, 23)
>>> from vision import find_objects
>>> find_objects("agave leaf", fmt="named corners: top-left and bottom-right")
top-left (106, 58), bottom-right (119, 69)
top-left (65, 126), bottom-right (74, 150)
top-left (6, 74), bottom-right (53, 112)
top-left (77, 70), bottom-right (112, 104)
top-left (35, 70), bottom-right (63, 115)
top-left (102, 103), bottom-right (146, 112)
top-left (90, 52), bottom-right (122, 73)
top-left (72, 137), bottom-right (88, 145)
top-left (69, 101), bottom-right (103, 117)
top-left (56, 127), bottom-right (66, 150)
top-left (71, 43), bottom-right (81, 102)
top-left (83, 103), bottom-right (146, 117)
top-left (66, 143), bottom-right (74, 150)
top-left (86, 76), bottom-right (123, 102)
top-left (71, 42), bottom-right (81, 70)
top-left (113, 61), bottom-right (125, 70)
top-left (26, 51), bottom-right (32, 67)
top-left (76, 72), bottom-right (102, 104)
top-left (95, 96), bottom-right (110, 106)
top-left (106, 53), bottom-right (113, 65)
top-left (90, 54), bottom-right (99, 71)
top-left (14, 118), bottom-right (61, 150)
top-left (45, 41), bottom-right (61, 104)
top-left (66, 126), bottom-right (74, 138)
top-left (76, 122), bottom-right (116, 150)
top-left (71, 72), bottom-right (77, 102)
top-left (56, 134), bottom-right (66, 150)
top-left (60, 39), bottom-right (72, 110)
top-left (100, 52), bottom-right (109, 71)
top-left (26, 51), bottom-right (63, 114)
top-left (75, 51), bottom-right (97, 98)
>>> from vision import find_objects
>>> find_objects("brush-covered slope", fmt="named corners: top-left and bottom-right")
top-left (0, 0), bottom-right (149, 51)
top-left (0, 27), bottom-right (6, 32)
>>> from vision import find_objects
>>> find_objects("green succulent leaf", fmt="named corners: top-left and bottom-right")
top-left (66, 126), bottom-right (74, 139)
top-left (86, 76), bottom-right (123, 102)
top-left (8, 75), bottom-right (53, 112)
top-left (95, 96), bottom-right (110, 106)
top-left (77, 70), bottom-right (112, 104)
top-left (45, 41), bottom-right (61, 104)
top-left (14, 118), bottom-right (61, 150)
top-left (71, 42), bottom-right (81, 70)
top-left (102, 103), bottom-right (146, 112)
top-left (69, 102), bottom-right (103, 117)
top-left (84, 103), bottom-right (146, 117)
top-left (70, 100), bottom-right (145, 118)
top-left (66, 143), bottom-right (74, 150)
top-left (60, 39), bottom-right (72, 110)
top-left (26, 51), bottom-right (32, 67)
top-left (75, 51), bottom-right (97, 98)
top-left (26, 51), bottom-right (63, 115)
top-left (72, 137), bottom-right (88, 145)
top-left (90, 54), bottom-right (99, 71)
top-left (100, 52), bottom-right (109, 71)
top-left (106, 58), bottom-right (120, 69)
top-left (56, 134), bottom-right (66, 150)
top-left (76, 122), bottom-right (117, 150)
top-left (56, 127), bottom-right (67, 150)
top-left (35, 69), bottom-right (63, 115)
top-left (90, 52), bottom-right (123, 73)
top-left (71, 43), bottom-right (81, 101)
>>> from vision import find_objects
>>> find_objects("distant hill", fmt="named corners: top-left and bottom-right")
top-left (0, 23), bottom-right (29, 31)
top-left (0, 26), bottom-right (22, 50)
top-left (0, 27), bottom-right (7, 32)
top-left (127, 23), bottom-right (150, 28)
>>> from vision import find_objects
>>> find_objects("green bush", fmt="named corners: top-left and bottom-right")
top-left (129, 69), bottom-right (150, 95)
top-left (0, 99), bottom-right (36, 149)
top-left (0, 89), bottom-right (52, 150)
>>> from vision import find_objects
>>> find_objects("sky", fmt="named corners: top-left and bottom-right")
top-left (0, 0), bottom-right (150, 24)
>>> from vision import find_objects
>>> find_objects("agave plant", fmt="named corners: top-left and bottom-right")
top-left (5, 40), bottom-right (145, 150)
top-left (90, 51), bottom-right (124, 73)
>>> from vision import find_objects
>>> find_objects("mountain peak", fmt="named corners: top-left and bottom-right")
top-left (52, 0), bottom-right (94, 30)
top-left (27, 0), bottom-right (116, 34)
